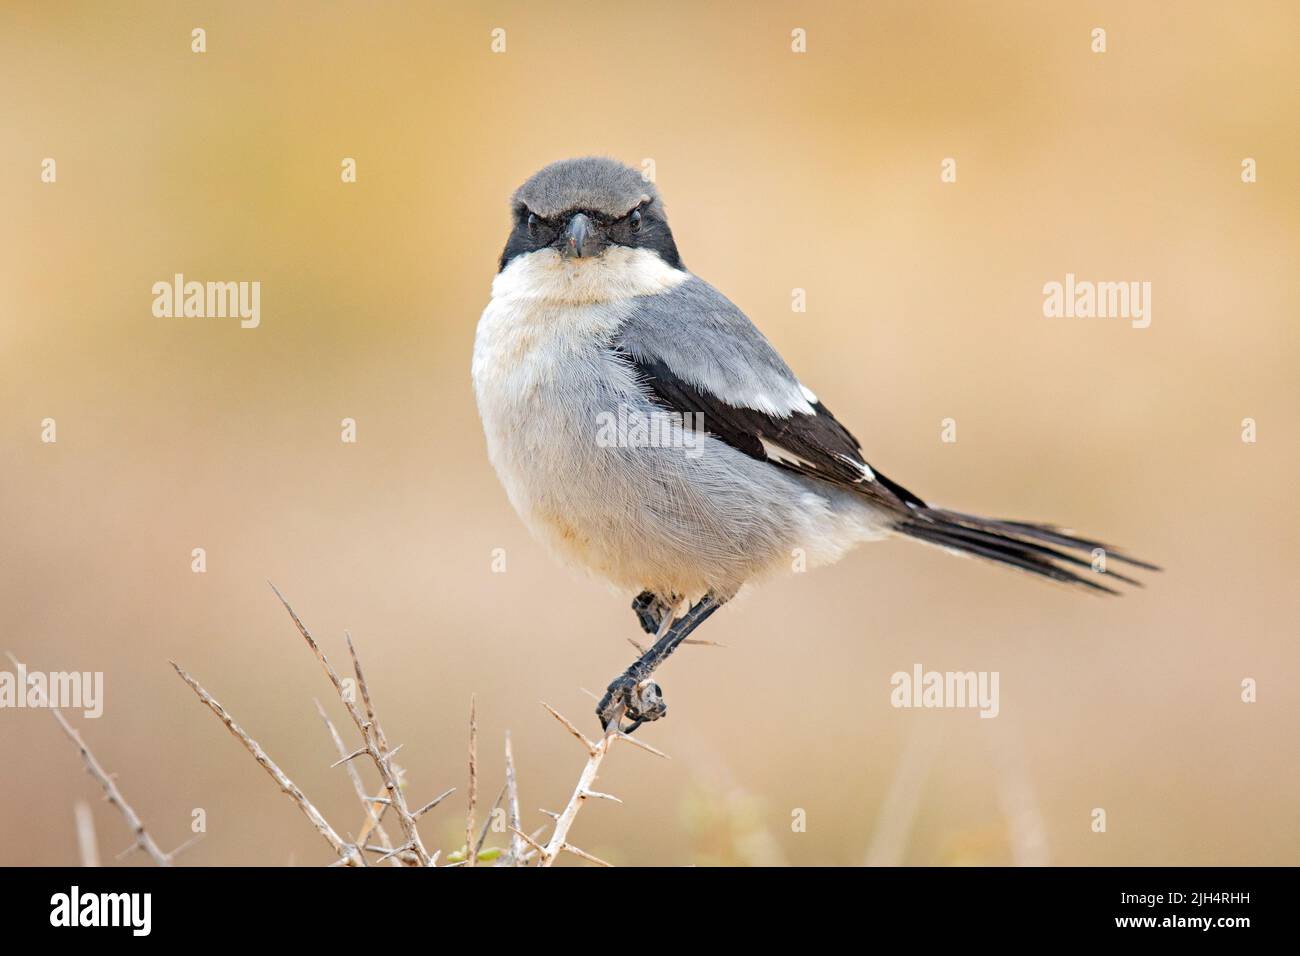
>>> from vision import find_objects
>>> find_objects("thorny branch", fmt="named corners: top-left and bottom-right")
top-left (7, 652), bottom-right (194, 867)
top-left (532, 701), bottom-right (667, 867)
top-left (503, 731), bottom-right (523, 866)
top-left (271, 587), bottom-right (439, 866)
top-left (170, 660), bottom-right (364, 866)
top-left (37, 586), bottom-right (660, 867)
top-left (314, 698), bottom-right (404, 866)
top-left (465, 695), bottom-right (478, 867)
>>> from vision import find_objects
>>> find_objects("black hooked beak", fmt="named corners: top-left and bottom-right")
top-left (561, 212), bottom-right (601, 259)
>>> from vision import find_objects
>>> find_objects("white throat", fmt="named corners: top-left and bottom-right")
top-left (491, 247), bottom-right (688, 306)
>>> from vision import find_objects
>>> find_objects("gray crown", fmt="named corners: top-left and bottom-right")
top-left (513, 157), bottom-right (658, 219)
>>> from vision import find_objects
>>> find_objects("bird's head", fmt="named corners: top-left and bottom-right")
top-left (498, 157), bottom-right (682, 273)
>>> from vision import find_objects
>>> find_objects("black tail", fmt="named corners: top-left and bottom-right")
top-left (894, 507), bottom-right (1160, 594)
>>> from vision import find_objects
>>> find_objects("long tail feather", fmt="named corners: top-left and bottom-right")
top-left (894, 507), bottom-right (1159, 593)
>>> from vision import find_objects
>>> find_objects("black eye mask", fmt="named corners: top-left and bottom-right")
top-left (498, 200), bottom-right (683, 272)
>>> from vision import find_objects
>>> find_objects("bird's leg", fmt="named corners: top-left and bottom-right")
top-left (630, 590), bottom-right (680, 635)
top-left (597, 593), bottom-right (724, 733)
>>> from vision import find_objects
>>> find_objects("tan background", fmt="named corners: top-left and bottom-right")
top-left (1, 1), bottom-right (1296, 866)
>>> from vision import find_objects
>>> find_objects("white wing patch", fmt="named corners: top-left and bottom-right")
top-left (758, 438), bottom-right (876, 486)
top-left (838, 454), bottom-right (876, 482)
top-left (740, 383), bottom-right (816, 418)
top-left (747, 392), bottom-right (810, 417)
top-left (759, 437), bottom-right (819, 471)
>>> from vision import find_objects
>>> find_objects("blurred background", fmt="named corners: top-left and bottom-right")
top-left (1, 0), bottom-right (1297, 866)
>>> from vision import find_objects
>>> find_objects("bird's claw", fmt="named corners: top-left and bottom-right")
top-left (631, 590), bottom-right (678, 636)
top-left (596, 671), bottom-right (667, 734)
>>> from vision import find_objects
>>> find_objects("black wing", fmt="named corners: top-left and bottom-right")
top-left (614, 348), bottom-right (1157, 593)
top-left (618, 348), bottom-right (926, 512)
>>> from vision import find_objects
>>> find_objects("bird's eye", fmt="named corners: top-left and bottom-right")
top-left (527, 213), bottom-right (538, 237)
top-left (629, 209), bottom-right (642, 232)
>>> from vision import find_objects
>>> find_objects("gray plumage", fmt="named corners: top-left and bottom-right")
top-left (473, 157), bottom-right (1154, 621)
top-left (614, 276), bottom-right (814, 417)
top-left (473, 263), bottom-right (879, 601)
top-left (512, 156), bottom-right (659, 220)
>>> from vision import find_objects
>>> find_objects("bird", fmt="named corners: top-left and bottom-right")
top-left (472, 157), bottom-right (1156, 732)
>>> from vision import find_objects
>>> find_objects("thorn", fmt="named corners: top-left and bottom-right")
top-left (412, 787), bottom-right (456, 819)
top-left (561, 843), bottom-right (613, 867)
top-left (614, 732), bottom-right (669, 759)
top-left (165, 834), bottom-right (204, 861)
top-left (330, 745), bottom-right (369, 768)
top-left (540, 701), bottom-right (596, 754)
top-left (508, 825), bottom-right (546, 856)
top-left (581, 789), bottom-right (623, 804)
top-left (628, 636), bottom-right (722, 651)
top-left (374, 841), bottom-right (415, 865)
top-left (473, 784), bottom-right (506, 859)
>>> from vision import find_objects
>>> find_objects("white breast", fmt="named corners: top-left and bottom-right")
top-left (471, 248), bottom-right (690, 578)
top-left (471, 247), bottom-right (885, 598)
top-left (472, 246), bottom-right (689, 435)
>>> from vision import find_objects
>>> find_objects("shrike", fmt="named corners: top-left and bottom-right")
top-left (473, 157), bottom-right (1155, 732)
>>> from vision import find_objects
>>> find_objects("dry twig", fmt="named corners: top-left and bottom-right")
top-left (532, 700), bottom-right (667, 867)
top-left (465, 695), bottom-right (478, 867)
top-left (314, 698), bottom-right (403, 866)
top-left (74, 801), bottom-right (100, 867)
top-left (170, 660), bottom-right (363, 866)
top-left (502, 731), bottom-right (523, 867)
top-left (268, 585), bottom-right (439, 865)
top-left (169, 587), bottom-right (465, 866)
top-left (8, 652), bottom-right (184, 866)
top-left (49, 586), bottom-right (663, 867)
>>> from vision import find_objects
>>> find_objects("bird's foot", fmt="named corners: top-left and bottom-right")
top-left (631, 590), bottom-right (679, 636)
top-left (596, 667), bottom-right (667, 734)
top-left (598, 592), bottom-right (725, 733)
